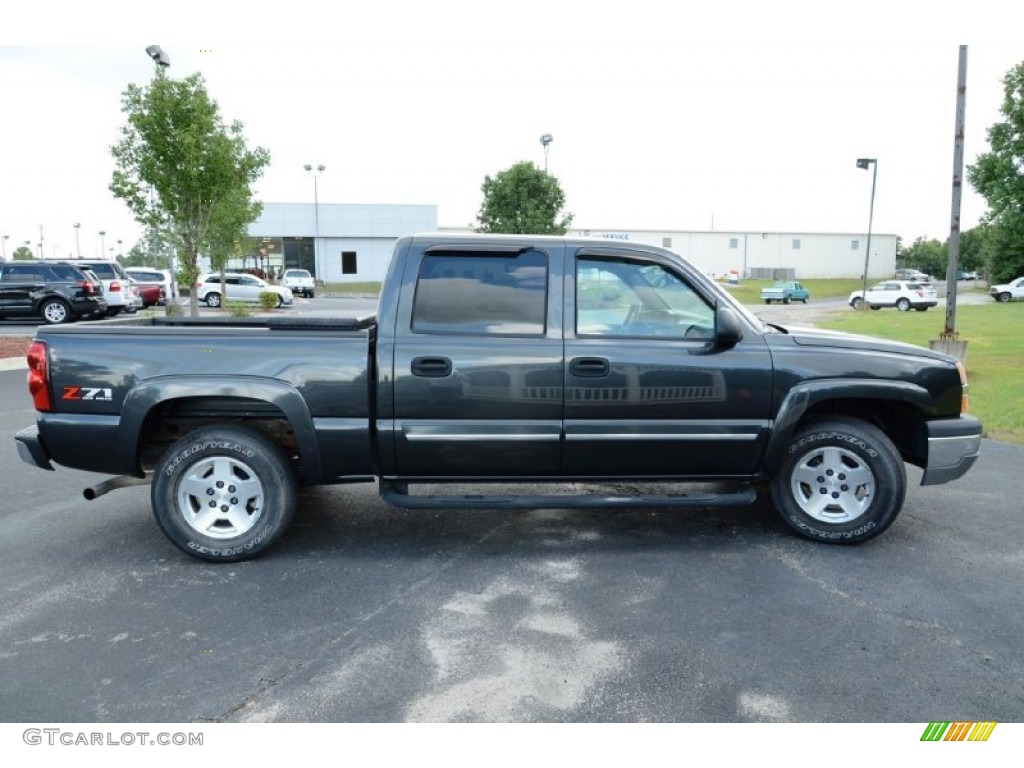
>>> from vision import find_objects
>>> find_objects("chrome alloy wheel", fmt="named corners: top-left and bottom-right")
top-left (176, 456), bottom-right (264, 539)
top-left (789, 445), bottom-right (875, 524)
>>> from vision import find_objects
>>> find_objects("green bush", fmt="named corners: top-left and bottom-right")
top-left (226, 300), bottom-right (250, 317)
top-left (258, 291), bottom-right (279, 310)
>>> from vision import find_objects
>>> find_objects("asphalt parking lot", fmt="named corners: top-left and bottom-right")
top-left (1, 362), bottom-right (1021, 723)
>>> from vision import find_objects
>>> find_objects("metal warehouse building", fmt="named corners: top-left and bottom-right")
top-left (244, 202), bottom-right (896, 283)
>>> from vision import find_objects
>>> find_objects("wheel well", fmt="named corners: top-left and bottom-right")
top-left (138, 396), bottom-right (304, 476)
top-left (799, 398), bottom-right (928, 467)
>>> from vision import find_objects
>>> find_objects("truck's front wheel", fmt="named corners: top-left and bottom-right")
top-left (770, 417), bottom-right (905, 544)
top-left (152, 426), bottom-right (297, 562)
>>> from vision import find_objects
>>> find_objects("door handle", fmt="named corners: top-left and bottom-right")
top-left (411, 356), bottom-right (452, 378)
top-left (569, 357), bottom-right (609, 378)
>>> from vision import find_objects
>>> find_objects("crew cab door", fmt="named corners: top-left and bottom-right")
top-left (563, 248), bottom-right (772, 477)
top-left (390, 243), bottom-right (565, 477)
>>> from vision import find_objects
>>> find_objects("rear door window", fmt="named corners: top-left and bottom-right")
top-left (411, 250), bottom-right (548, 336)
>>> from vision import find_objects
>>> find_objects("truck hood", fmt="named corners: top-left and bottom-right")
top-left (770, 324), bottom-right (953, 362)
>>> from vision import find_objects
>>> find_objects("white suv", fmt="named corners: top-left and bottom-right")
top-left (280, 268), bottom-right (316, 298)
top-left (197, 273), bottom-right (293, 307)
top-left (849, 280), bottom-right (938, 311)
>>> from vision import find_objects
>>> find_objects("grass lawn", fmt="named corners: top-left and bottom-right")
top-left (819, 303), bottom-right (1024, 444)
top-left (321, 281), bottom-right (382, 294)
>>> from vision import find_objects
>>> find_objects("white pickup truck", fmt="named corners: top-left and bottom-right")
top-left (988, 276), bottom-right (1024, 303)
top-left (280, 268), bottom-right (316, 298)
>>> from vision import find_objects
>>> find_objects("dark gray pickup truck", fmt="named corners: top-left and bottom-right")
top-left (15, 234), bottom-right (983, 561)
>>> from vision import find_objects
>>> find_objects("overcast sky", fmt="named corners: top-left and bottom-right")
top-left (2, 4), bottom-right (1022, 261)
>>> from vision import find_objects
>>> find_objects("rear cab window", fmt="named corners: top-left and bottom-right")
top-left (411, 250), bottom-right (548, 336)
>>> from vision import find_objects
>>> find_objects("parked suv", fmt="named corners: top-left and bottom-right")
top-left (61, 259), bottom-right (140, 316)
top-left (197, 273), bottom-right (293, 307)
top-left (0, 260), bottom-right (107, 324)
top-left (849, 280), bottom-right (938, 311)
top-left (280, 268), bottom-right (315, 298)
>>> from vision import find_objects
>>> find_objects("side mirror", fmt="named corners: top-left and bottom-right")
top-left (715, 306), bottom-right (743, 348)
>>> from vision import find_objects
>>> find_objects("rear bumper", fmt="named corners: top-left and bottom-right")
top-left (921, 415), bottom-right (983, 486)
top-left (15, 426), bottom-right (54, 471)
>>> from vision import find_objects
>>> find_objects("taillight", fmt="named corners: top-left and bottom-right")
top-left (27, 341), bottom-right (52, 412)
top-left (110, 280), bottom-right (121, 292)
top-left (76, 279), bottom-right (93, 295)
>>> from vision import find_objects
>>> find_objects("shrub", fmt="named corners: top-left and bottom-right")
top-left (258, 291), bottom-right (279, 310)
top-left (226, 300), bottom-right (250, 317)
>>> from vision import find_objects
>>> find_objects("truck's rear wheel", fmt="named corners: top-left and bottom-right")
top-left (770, 417), bottom-right (905, 544)
top-left (152, 425), bottom-right (296, 562)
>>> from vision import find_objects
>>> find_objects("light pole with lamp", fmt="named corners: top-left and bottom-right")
top-left (74, 223), bottom-right (81, 258)
top-left (855, 158), bottom-right (877, 309)
top-left (304, 163), bottom-right (325, 281)
top-left (2, 235), bottom-right (8, 260)
top-left (99, 230), bottom-right (106, 258)
top-left (540, 134), bottom-right (553, 172)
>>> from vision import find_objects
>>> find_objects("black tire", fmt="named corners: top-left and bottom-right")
top-left (151, 425), bottom-right (297, 562)
top-left (914, 306), bottom-right (928, 312)
top-left (276, 294), bottom-right (285, 308)
top-left (205, 292), bottom-right (222, 308)
top-left (850, 297), bottom-right (864, 310)
top-left (870, 305), bottom-right (881, 311)
top-left (106, 307), bottom-right (122, 317)
top-left (770, 417), bottom-right (906, 544)
top-left (997, 292), bottom-right (1011, 303)
top-left (308, 291), bottom-right (315, 299)
top-left (40, 299), bottom-right (71, 324)
top-left (896, 298), bottom-right (911, 311)
top-left (783, 297), bottom-right (790, 305)
top-left (764, 299), bottom-right (771, 304)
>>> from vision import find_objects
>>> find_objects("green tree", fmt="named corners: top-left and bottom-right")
top-left (110, 69), bottom-right (269, 315)
top-left (476, 161), bottom-right (573, 234)
top-left (899, 236), bottom-right (947, 277)
top-left (119, 225), bottom-right (174, 269)
top-left (12, 245), bottom-right (34, 261)
top-left (967, 60), bottom-right (1024, 282)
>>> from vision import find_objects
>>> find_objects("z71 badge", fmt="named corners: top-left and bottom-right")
top-left (61, 386), bottom-right (113, 401)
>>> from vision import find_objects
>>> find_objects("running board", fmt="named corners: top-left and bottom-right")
top-left (379, 481), bottom-right (757, 511)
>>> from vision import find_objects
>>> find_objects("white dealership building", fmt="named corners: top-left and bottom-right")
top-left (243, 202), bottom-right (896, 283)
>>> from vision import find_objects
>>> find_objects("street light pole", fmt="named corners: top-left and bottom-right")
top-left (74, 223), bottom-right (81, 259)
top-left (856, 158), bottom-right (878, 309)
top-left (99, 230), bottom-right (106, 258)
top-left (540, 134), bottom-right (553, 172)
top-left (304, 163), bottom-right (326, 280)
top-left (2, 235), bottom-right (8, 260)
top-left (38, 224), bottom-right (44, 259)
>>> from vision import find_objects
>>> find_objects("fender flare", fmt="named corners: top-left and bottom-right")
top-left (764, 379), bottom-right (933, 474)
top-left (117, 376), bottom-right (321, 481)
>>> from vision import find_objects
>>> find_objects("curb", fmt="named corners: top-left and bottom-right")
top-left (0, 358), bottom-right (27, 372)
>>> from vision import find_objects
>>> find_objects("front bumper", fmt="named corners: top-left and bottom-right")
top-left (921, 414), bottom-right (982, 486)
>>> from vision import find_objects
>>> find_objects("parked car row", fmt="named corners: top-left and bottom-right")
top-left (0, 260), bottom-right (108, 323)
